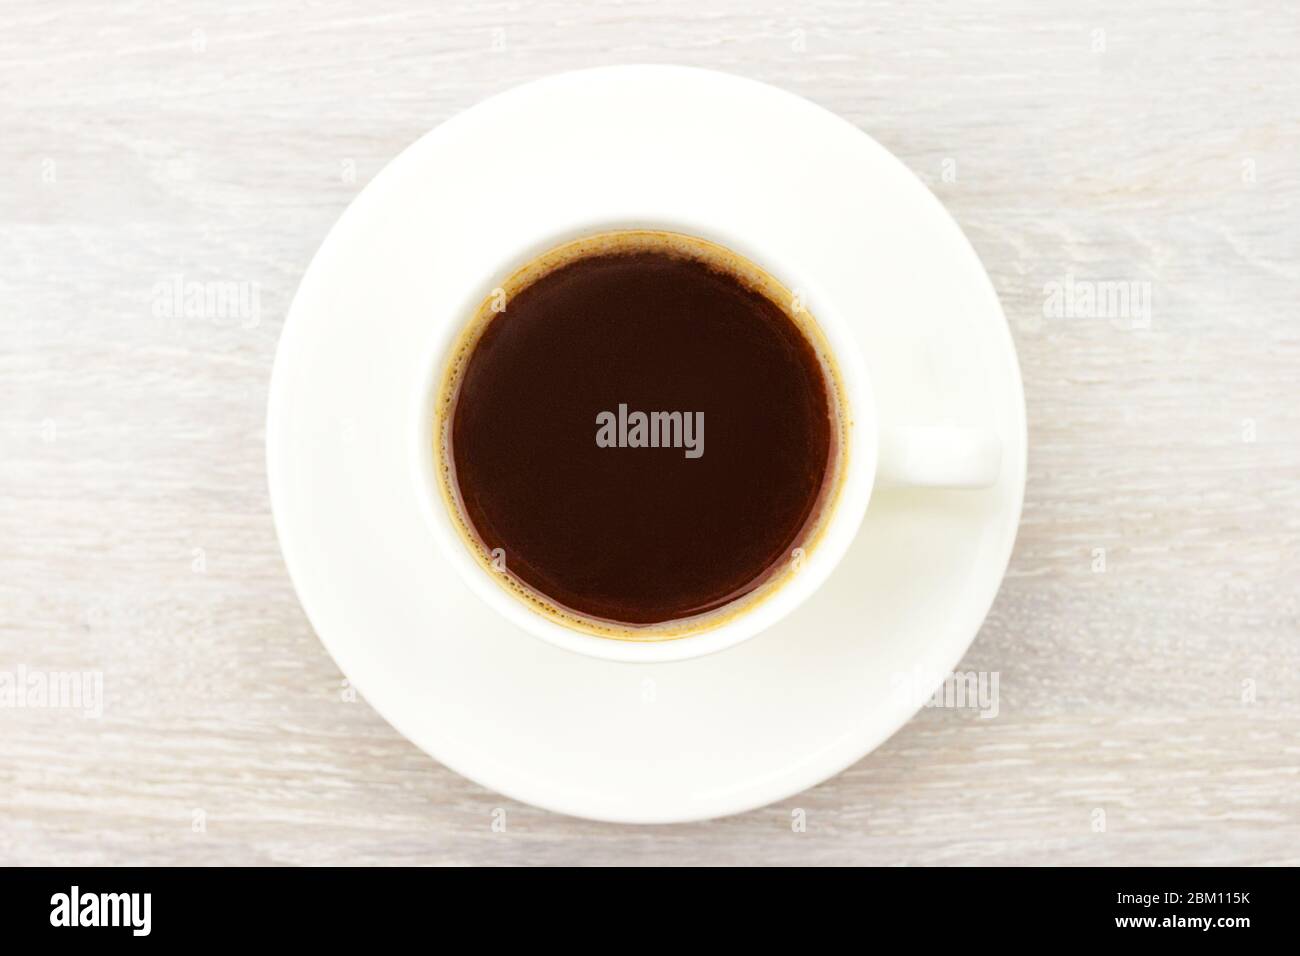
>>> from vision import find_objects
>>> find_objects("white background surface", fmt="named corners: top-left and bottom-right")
top-left (2, 0), bottom-right (1297, 864)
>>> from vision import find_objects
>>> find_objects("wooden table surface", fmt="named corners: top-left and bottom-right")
top-left (2, 0), bottom-right (1297, 866)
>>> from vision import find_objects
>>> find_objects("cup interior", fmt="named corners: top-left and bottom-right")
top-left (412, 223), bottom-right (878, 662)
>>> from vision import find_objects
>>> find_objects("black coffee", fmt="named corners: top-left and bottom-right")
top-left (444, 233), bottom-right (838, 629)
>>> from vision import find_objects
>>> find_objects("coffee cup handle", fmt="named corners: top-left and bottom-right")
top-left (875, 425), bottom-right (1002, 490)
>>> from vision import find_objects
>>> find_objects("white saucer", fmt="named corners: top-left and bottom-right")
top-left (267, 66), bottom-right (1026, 823)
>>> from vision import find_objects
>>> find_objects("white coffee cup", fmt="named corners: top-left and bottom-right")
top-left (411, 219), bottom-right (1000, 663)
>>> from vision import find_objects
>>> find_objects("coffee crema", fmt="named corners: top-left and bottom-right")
top-left (435, 231), bottom-right (848, 640)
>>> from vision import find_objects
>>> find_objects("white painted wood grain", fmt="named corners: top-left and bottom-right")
top-left (1, 0), bottom-right (1297, 865)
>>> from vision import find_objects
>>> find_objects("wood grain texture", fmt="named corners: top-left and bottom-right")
top-left (2, 0), bottom-right (1298, 866)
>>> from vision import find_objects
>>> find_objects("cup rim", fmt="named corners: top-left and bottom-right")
top-left (410, 218), bottom-right (879, 663)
